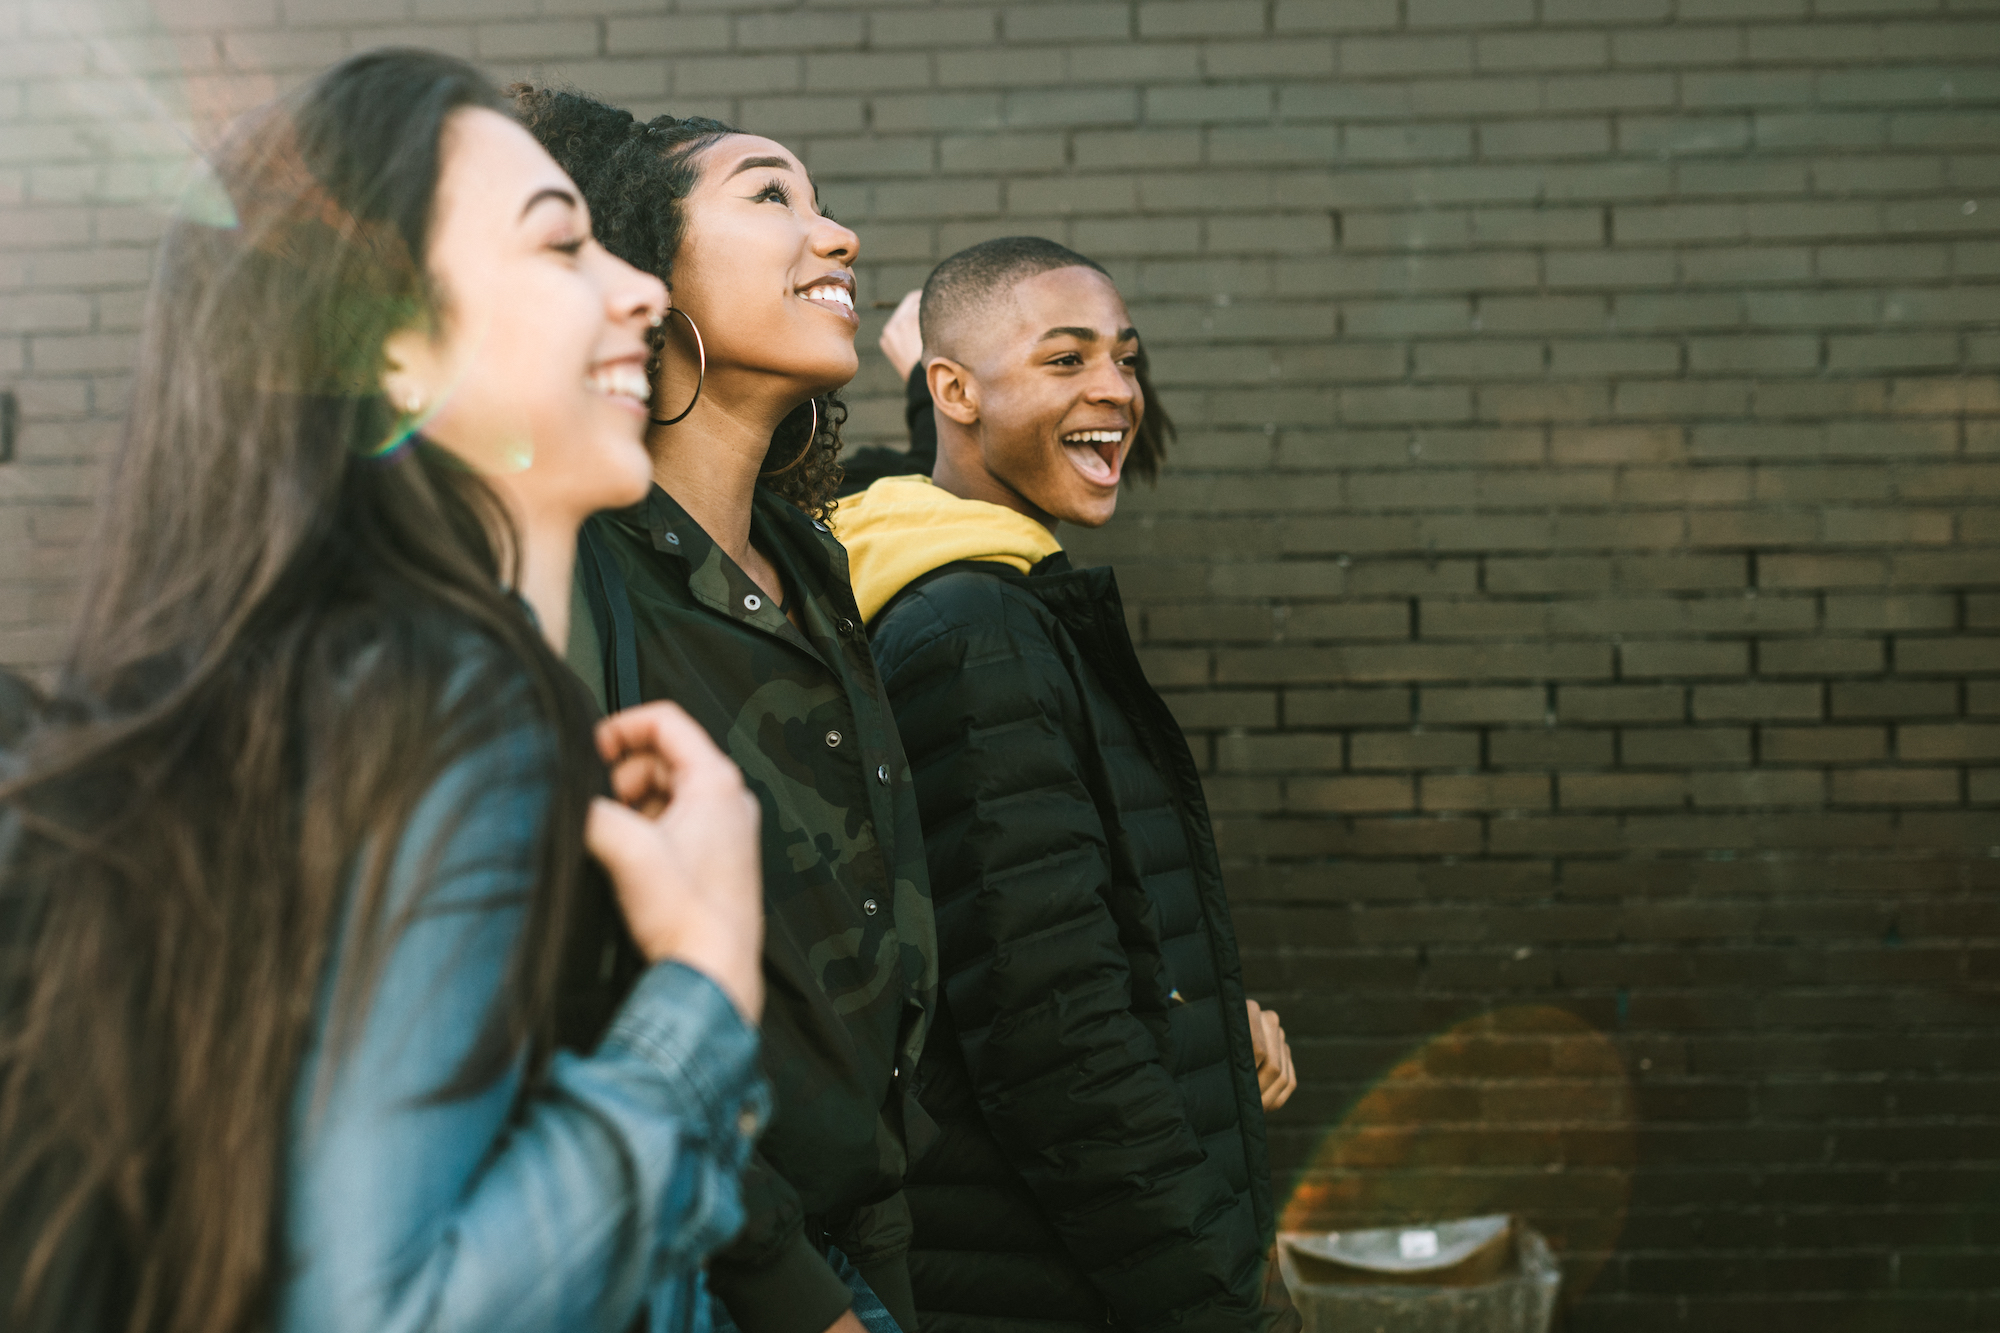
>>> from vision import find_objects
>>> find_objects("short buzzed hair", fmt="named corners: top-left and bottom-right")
top-left (916, 235), bottom-right (1172, 483)
top-left (919, 236), bottom-right (1109, 362)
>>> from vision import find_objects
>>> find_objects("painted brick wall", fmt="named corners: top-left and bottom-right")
top-left (3, 0), bottom-right (1998, 1325)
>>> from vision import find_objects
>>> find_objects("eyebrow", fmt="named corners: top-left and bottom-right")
top-left (520, 186), bottom-right (578, 221)
top-left (726, 154), bottom-right (799, 180)
top-left (1038, 326), bottom-right (1141, 343)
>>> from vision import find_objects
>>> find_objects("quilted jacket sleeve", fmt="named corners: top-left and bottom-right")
top-left (874, 575), bottom-right (1266, 1333)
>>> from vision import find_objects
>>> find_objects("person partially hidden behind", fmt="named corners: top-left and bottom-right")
top-left (834, 237), bottom-right (1302, 1333)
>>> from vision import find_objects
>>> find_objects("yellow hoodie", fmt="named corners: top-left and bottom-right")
top-left (831, 474), bottom-right (1064, 624)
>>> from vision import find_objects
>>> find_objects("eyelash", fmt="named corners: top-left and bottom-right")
top-left (753, 179), bottom-right (794, 208)
top-left (552, 236), bottom-right (586, 257)
top-left (1049, 353), bottom-right (1142, 366)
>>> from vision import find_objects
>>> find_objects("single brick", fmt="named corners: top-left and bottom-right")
top-left (1487, 557), bottom-right (1613, 594)
top-left (1758, 638), bottom-right (1885, 677)
top-left (1624, 727), bottom-right (1753, 766)
top-left (1165, 690), bottom-right (1279, 730)
top-left (1146, 84), bottom-right (1275, 124)
top-left (1826, 333), bottom-right (1960, 374)
top-left (1761, 725), bottom-right (1888, 763)
top-left (1687, 509), bottom-right (1818, 548)
top-left (1545, 0), bottom-right (1671, 20)
top-left (1831, 767), bottom-right (1961, 805)
top-left (1689, 769), bottom-right (1825, 807)
top-left (870, 8), bottom-right (997, 47)
top-left (806, 52), bottom-right (930, 93)
top-left (1824, 594), bottom-right (1956, 632)
top-left (1896, 637), bottom-right (2000, 674)
top-left (1759, 553), bottom-right (1889, 589)
top-left (1618, 555), bottom-right (1747, 591)
top-left (1137, 0), bottom-right (1265, 37)
top-left (1622, 641), bottom-right (1750, 678)
top-left (1562, 771), bottom-right (1688, 809)
top-left (1287, 602), bottom-right (1413, 640)
top-left (1901, 723), bottom-right (2000, 762)
top-left (1003, 3), bottom-right (1130, 42)
top-left (1286, 774), bottom-right (1415, 813)
top-left (1561, 684), bottom-right (1686, 722)
top-left (1351, 729), bottom-right (1481, 769)
top-left (1075, 130), bottom-right (1204, 169)
top-left (1489, 729), bottom-right (1615, 766)
top-left (1286, 687), bottom-right (1411, 726)
top-left (1830, 681), bottom-right (1958, 719)
top-left (1345, 123), bottom-right (1475, 162)
top-left (1424, 772), bottom-right (1550, 811)
top-left (1341, 34), bottom-right (1473, 76)
top-left (1408, 0), bottom-right (1535, 27)
top-left (1694, 682), bottom-right (1823, 721)
top-left (1421, 687), bottom-right (1548, 724)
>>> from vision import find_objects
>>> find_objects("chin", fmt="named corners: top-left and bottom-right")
top-left (1056, 492), bottom-right (1120, 529)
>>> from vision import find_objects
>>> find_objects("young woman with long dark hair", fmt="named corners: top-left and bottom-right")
top-left (0, 50), bottom-right (767, 1333)
top-left (511, 90), bottom-right (936, 1333)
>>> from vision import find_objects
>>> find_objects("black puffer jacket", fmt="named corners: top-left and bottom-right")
top-left (870, 556), bottom-right (1279, 1333)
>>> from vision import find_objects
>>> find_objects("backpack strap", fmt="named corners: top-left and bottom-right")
top-left (576, 521), bottom-right (642, 714)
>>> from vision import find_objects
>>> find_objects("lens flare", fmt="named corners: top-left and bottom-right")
top-left (1282, 1004), bottom-right (1637, 1303)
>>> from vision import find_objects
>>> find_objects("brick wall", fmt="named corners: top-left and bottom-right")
top-left (3, 0), bottom-right (1998, 1325)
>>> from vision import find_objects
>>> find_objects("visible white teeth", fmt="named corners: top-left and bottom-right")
top-left (1064, 430), bottom-right (1125, 445)
top-left (803, 284), bottom-right (854, 312)
top-left (588, 365), bottom-right (651, 403)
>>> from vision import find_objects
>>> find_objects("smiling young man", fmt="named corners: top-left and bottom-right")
top-left (833, 238), bottom-right (1299, 1333)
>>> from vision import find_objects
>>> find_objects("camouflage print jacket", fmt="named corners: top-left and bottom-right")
top-left (569, 484), bottom-right (936, 1333)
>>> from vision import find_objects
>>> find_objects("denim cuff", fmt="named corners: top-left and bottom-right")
top-left (602, 960), bottom-right (768, 1147)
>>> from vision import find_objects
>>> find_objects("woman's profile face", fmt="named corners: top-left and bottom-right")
top-left (385, 107), bottom-right (666, 521)
top-left (664, 134), bottom-right (863, 402)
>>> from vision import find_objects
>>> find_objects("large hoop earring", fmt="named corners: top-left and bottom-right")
top-left (648, 306), bottom-right (705, 427)
top-left (761, 398), bottom-right (819, 478)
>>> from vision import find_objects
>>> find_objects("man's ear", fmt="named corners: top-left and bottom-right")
top-left (927, 356), bottom-right (980, 427)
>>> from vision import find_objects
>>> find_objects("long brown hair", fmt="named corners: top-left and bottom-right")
top-left (511, 85), bottom-right (848, 518)
top-left (0, 49), bottom-right (601, 1333)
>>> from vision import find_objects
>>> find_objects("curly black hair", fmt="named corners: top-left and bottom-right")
top-left (511, 84), bottom-right (846, 518)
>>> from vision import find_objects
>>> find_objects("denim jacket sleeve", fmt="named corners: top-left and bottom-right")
top-left (279, 721), bottom-right (769, 1333)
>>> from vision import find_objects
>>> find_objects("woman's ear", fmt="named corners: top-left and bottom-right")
top-left (927, 356), bottom-right (979, 427)
top-left (380, 327), bottom-right (437, 416)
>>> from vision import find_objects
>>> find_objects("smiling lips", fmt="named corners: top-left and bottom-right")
top-left (799, 272), bottom-right (857, 320)
top-left (1062, 427), bottom-right (1127, 485)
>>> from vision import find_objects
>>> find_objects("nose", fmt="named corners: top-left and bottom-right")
top-left (813, 214), bottom-right (862, 266)
top-left (1087, 353), bottom-right (1137, 408)
top-left (596, 245), bottom-right (668, 328)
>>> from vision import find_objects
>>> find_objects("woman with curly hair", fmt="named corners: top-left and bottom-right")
top-left (514, 89), bottom-right (936, 1333)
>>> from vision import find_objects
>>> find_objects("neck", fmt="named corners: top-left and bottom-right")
top-left (932, 425), bottom-right (1060, 535)
top-left (480, 477), bottom-right (577, 651)
top-left (510, 510), bottom-right (577, 653)
top-left (650, 373), bottom-right (797, 561)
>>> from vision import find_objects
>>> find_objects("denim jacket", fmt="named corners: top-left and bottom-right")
top-left (279, 704), bottom-right (769, 1333)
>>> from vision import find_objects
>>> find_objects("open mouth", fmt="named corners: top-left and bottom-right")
top-left (586, 360), bottom-right (651, 411)
top-left (1062, 428), bottom-right (1126, 486)
top-left (799, 272), bottom-right (857, 321)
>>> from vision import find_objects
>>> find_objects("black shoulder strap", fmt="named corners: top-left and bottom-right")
top-left (576, 522), bottom-right (642, 714)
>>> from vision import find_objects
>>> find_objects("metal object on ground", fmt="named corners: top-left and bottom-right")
top-left (1278, 1215), bottom-right (1561, 1333)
